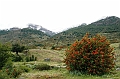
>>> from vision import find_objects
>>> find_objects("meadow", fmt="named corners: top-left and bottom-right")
top-left (14, 43), bottom-right (120, 79)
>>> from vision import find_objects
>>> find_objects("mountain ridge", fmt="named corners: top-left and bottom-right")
top-left (27, 23), bottom-right (56, 36)
top-left (0, 16), bottom-right (120, 47)
top-left (0, 28), bottom-right (50, 47)
top-left (2, 24), bottom-right (56, 36)
top-left (40, 16), bottom-right (120, 47)
top-left (90, 16), bottom-right (120, 26)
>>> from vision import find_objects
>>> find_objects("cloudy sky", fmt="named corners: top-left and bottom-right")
top-left (0, 0), bottom-right (120, 32)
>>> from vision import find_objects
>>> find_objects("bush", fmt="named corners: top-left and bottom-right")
top-left (33, 64), bottom-right (51, 71)
top-left (51, 46), bottom-right (55, 50)
top-left (2, 67), bottom-right (22, 78)
top-left (10, 68), bottom-right (22, 78)
top-left (25, 55), bottom-right (37, 62)
top-left (3, 57), bottom-right (13, 70)
top-left (2, 59), bottom-right (25, 78)
top-left (18, 65), bottom-right (31, 72)
top-left (0, 70), bottom-right (11, 79)
top-left (25, 56), bottom-right (30, 62)
top-left (2, 57), bottom-right (22, 78)
top-left (35, 57), bottom-right (37, 61)
top-left (12, 55), bottom-right (23, 62)
top-left (64, 33), bottom-right (115, 75)
top-left (30, 55), bottom-right (35, 61)
top-left (0, 43), bottom-right (11, 69)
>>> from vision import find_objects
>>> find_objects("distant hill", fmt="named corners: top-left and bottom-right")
top-left (0, 16), bottom-right (120, 47)
top-left (90, 16), bottom-right (120, 26)
top-left (42, 16), bottom-right (120, 47)
top-left (0, 28), bottom-right (50, 46)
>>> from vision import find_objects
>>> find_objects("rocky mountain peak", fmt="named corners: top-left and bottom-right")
top-left (27, 23), bottom-right (56, 36)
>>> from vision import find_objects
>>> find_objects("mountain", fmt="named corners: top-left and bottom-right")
top-left (0, 28), bottom-right (50, 47)
top-left (90, 16), bottom-right (120, 26)
top-left (0, 16), bottom-right (120, 47)
top-left (27, 23), bottom-right (56, 36)
top-left (41, 16), bottom-right (120, 47)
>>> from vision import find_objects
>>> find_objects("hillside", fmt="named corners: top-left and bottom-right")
top-left (0, 28), bottom-right (50, 46)
top-left (0, 16), bottom-right (120, 47)
top-left (42, 16), bottom-right (120, 47)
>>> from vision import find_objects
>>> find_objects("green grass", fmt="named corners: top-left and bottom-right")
top-left (16, 43), bottom-right (120, 79)
top-left (18, 68), bottom-right (120, 79)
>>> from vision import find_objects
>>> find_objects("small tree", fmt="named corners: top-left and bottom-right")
top-left (11, 44), bottom-right (25, 55)
top-left (64, 33), bottom-right (115, 75)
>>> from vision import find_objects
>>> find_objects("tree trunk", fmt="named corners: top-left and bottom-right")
top-left (16, 52), bottom-right (19, 56)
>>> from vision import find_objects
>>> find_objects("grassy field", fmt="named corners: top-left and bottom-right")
top-left (16, 43), bottom-right (120, 79)
top-left (28, 49), bottom-right (65, 62)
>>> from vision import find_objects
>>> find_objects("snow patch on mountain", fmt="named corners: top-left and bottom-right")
top-left (27, 23), bottom-right (56, 36)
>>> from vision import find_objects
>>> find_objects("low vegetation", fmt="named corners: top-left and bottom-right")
top-left (0, 16), bottom-right (120, 79)
top-left (0, 33), bottom-right (120, 79)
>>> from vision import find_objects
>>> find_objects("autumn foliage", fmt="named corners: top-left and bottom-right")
top-left (64, 33), bottom-right (115, 75)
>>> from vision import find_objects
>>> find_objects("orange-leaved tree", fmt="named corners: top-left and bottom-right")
top-left (64, 33), bottom-right (115, 75)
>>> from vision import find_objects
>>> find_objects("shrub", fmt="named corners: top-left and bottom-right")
top-left (2, 59), bottom-right (25, 78)
top-left (3, 57), bottom-right (13, 70)
top-left (51, 46), bottom-right (55, 50)
top-left (25, 56), bottom-right (30, 62)
top-left (25, 55), bottom-right (37, 62)
top-left (35, 57), bottom-right (37, 61)
top-left (9, 68), bottom-right (22, 78)
top-left (30, 55), bottom-right (35, 61)
top-left (0, 70), bottom-right (11, 79)
top-left (2, 67), bottom-right (22, 78)
top-left (33, 64), bottom-right (50, 71)
top-left (0, 43), bottom-right (11, 69)
top-left (12, 55), bottom-right (23, 62)
top-left (64, 33), bottom-right (115, 75)
top-left (2, 57), bottom-right (22, 78)
top-left (18, 65), bottom-right (31, 72)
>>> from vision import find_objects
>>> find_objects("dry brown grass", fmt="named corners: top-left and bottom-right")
top-left (28, 49), bottom-right (65, 63)
top-left (20, 69), bottom-right (65, 79)
top-left (111, 43), bottom-right (120, 66)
